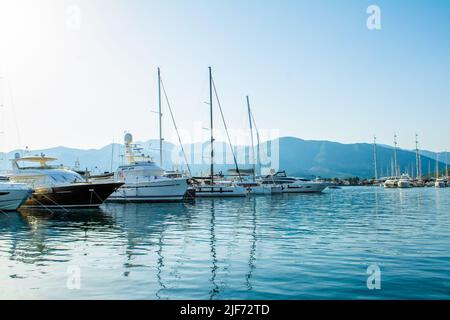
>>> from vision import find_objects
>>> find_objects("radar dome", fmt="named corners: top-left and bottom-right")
top-left (124, 133), bottom-right (133, 144)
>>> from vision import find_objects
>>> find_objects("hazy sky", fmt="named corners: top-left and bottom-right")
top-left (0, 0), bottom-right (449, 152)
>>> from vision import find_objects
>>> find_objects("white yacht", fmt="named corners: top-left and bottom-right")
top-left (397, 174), bottom-right (412, 188)
top-left (227, 169), bottom-right (282, 195)
top-left (435, 178), bottom-right (446, 188)
top-left (107, 133), bottom-right (189, 202)
top-left (0, 179), bottom-right (32, 211)
top-left (260, 171), bottom-right (328, 193)
top-left (195, 180), bottom-right (248, 198)
top-left (8, 154), bottom-right (123, 208)
top-left (384, 177), bottom-right (398, 188)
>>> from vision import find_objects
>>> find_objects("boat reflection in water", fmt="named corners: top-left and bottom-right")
top-left (2, 187), bottom-right (450, 299)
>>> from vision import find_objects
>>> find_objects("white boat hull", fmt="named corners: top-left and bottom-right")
top-left (282, 182), bottom-right (327, 193)
top-left (0, 184), bottom-right (32, 211)
top-left (397, 181), bottom-right (411, 188)
top-left (384, 180), bottom-right (398, 188)
top-left (108, 178), bottom-right (188, 202)
top-left (248, 185), bottom-right (283, 194)
top-left (195, 185), bottom-right (247, 197)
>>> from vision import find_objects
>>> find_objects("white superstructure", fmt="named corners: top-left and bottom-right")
top-left (108, 133), bottom-right (189, 202)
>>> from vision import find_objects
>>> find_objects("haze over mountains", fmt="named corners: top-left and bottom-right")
top-left (1, 137), bottom-right (448, 178)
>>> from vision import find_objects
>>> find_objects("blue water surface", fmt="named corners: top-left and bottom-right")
top-left (1, 187), bottom-right (449, 299)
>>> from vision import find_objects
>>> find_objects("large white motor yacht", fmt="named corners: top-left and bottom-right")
top-left (8, 154), bottom-right (123, 208)
top-left (0, 178), bottom-right (32, 211)
top-left (260, 171), bottom-right (328, 193)
top-left (384, 177), bottom-right (399, 188)
top-left (397, 174), bottom-right (412, 188)
top-left (107, 133), bottom-right (189, 202)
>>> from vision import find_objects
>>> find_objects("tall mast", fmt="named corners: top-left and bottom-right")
top-left (373, 136), bottom-right (378, 180)
top-left (394, 134), bottom-right (398, 177)
top-left (415, 134), bottom-right (421, 179)
top-left (446, 151), bottom-right (448, 178)
top-left (158, 67), bottom-right (163, 168)
top-left (436, 154), bottom-right (439, 179)
top-left (247, 96), bottom-right (256, 182)
top-left (209, 66), bottom-right (214, 185)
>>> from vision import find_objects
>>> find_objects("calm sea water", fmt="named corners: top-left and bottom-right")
top-left (1, 187), bottom-right (450, 300)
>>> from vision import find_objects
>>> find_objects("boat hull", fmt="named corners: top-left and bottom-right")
top-left (23, 182), bottom-right (123, 208)
top-left (107, 179), bottom-right (189, 202)
top-left (0, 187), bottom-right (32, 211)
top-left (281, 183), bottom-right (327, 193)
top-left (397, 181), bottom-right (411, 188)
top-left (195, 185), bottom-right (247, 197)
top-left (248, 185), bottom-right (283, 194)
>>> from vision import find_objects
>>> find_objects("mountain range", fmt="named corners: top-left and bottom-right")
top-left (1, 137), bottom-right (448, 178)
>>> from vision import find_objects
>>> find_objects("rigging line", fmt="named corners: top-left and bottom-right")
top-left (159, 77), bottom-right (192, 177)
top-left (211, 78), bottom-right (243, 182)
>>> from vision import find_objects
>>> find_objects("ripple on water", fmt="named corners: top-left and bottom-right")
top-left (1, 187), bottom-right (450, 299)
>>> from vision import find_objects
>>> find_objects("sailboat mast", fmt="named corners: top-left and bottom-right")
top-left (158, 67), bottom-right (163, 168)
top-left (373, 136), bottom-right (378, 180)
top-left (415, 134), bottom-right (420, 179)
top-left (209, 67), bottom-right (214, 185)
top-left (394, 134), bottom-right (398, 177)
top-left (436, 154), bottom-right (439, 179)
top-left (446, 151), bottom-right (448, 177)
top-left (247, 96), bottom-right (256, 182)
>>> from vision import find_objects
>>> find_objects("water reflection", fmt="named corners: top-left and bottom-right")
top-left (245, 198), bottom-right (257, 291)
top-left (1, 188), bottom-right (450, 299)
top-left (0, 208), bottom-right (115, 265)
top-left (209, 200), bottom-right (219, 299)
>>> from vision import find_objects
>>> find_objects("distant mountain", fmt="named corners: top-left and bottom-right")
top-left (1, 137), bottom-right (447, 178)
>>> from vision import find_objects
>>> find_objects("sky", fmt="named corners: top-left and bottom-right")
top-left (0, 0), bottom-right (449, 152)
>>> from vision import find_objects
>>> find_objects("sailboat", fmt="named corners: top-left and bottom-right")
top-left (194, 67), bottom-right (247, 198)
top-left (413, 134), bottom-right (425, 187)
top-left (234, 96), bottom-right (282, 195)
top-left (384, 134), bottom-right (400, 188)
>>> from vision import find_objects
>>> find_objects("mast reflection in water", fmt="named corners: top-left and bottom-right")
top-left (1, 187), bottom-right (450, 299)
